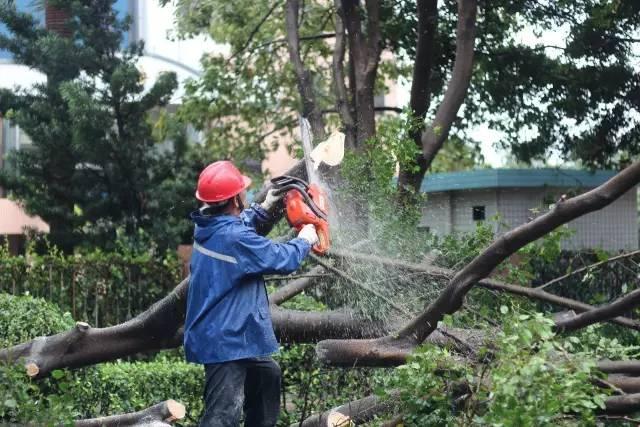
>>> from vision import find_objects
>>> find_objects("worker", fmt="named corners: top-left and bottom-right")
top-left (184, 160), bottom-right (318, 427)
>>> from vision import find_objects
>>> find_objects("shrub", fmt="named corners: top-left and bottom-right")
top-left (0, 293), bottom-right (74, 348)
top-left (0, 243), bottom-right (181, 328)
top-left (383, 310), bottom-right (611, 427)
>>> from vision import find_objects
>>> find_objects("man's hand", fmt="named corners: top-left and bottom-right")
top-left (260, 189), bottom-right (284, 212)
top-left (298, 224), bottom-right (319, 246)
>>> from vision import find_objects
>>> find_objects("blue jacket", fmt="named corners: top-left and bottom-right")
top-left (184, 204), bottom-right (311, 364)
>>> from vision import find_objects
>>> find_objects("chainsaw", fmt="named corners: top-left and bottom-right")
top-left (270, 175), bottom-right (330, 255)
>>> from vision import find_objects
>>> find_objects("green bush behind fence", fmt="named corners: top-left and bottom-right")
top-left (0, 245), bottom-right (183, 327)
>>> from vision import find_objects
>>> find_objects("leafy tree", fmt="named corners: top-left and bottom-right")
top-left (164, 0), bottom-right (640, 201)
top-left (0, 0), bottom-right (200, 251)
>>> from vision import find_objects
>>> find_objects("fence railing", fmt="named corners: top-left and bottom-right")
top-left (0, 251), bottom-right (183, 327)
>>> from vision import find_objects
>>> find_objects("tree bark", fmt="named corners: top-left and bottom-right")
top-left (331, 0), bottom-right (356, 147)
top-left (269, 265), bottom-right (326, 305)
top-left (397, 0), bottom-right (438, 197)
top-left (341, 0), bottom-right (382, 149)
top-left (285, 0), bottom-right (326, 140)
top-left (75, 400), bottom-right (185, 427)
top-left (421, 0), bottom-right (478, 172)
top-left (291, 392), bottom-right (399, 427)
top-left (0, 276), bottom-right (386, 377)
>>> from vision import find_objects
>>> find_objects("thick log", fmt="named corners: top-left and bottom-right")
top-left (603, 393), bottom-right (640, 414)
top-left (604, 375), bottom-right (640, 394)
top-left (0, 277), bottom-right (386, 377)
top-left (292, 392), bottom-right (399, 427)
top-left (598, 361), bottom-right (640, 376)
top-left (75, 400), bottom-right (185, 426)
top-left (0, 279), bottom-right (189, 378)
top-left (273, 307), bottom-right (387, 343)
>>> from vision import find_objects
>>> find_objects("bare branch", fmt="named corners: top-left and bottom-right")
top-left (421, 0), bottom-right (478, 171)
top-left (555, 288), bottom-right (640, 333)
top-left (253, 32), bottom-right (336, 52)
top-left (269, 265), bottom-right (326, 305)
top-left (227, 1), bottom-right (283, 63)
top-left (285, 0), bottom-right (326, 139)
top-left (537, 249), bottom-right (640, 291)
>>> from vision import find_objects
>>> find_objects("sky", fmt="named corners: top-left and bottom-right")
top-left (395, 24), bottom-right (572, 168)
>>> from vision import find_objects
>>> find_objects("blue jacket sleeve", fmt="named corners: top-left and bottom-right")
top-left (233, 229), bottom-right (312, 276)
top-left (240, 203), bottom-right (272, 231)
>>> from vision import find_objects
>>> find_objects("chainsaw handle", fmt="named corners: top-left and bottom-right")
top-left (272, 185), bottom-right (328, 221)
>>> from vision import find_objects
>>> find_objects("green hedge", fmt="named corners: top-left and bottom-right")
top-left (0, 293), bottom-right (75, 348)
top-left (0, 245), bottom-right (182, 327)
top-left (0, 292), bottom-right (380, 426)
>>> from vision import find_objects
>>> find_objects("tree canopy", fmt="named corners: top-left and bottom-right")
top-left (166, 0), bottom-right (640, 194)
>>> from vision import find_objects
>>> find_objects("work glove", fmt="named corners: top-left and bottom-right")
top-left (260, 189), bottom-right (284, 212)
top-left (298, 224), bottom-right (319, 246)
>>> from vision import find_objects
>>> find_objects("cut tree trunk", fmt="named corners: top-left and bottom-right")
top-left (75, 400), bottom-right (185, 427)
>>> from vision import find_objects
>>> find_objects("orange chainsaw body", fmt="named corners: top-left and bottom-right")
top-left (283, 184), bottom-right (330, 255)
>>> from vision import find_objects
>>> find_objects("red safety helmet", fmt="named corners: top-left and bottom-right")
top-left (195, 161), bottom-right (252, 203)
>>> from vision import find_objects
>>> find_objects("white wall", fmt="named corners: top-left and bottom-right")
top-left (421, 187), bottom-right (639, 251)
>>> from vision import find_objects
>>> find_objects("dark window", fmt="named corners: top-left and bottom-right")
top-left (472, 206), bottom-right (485, 221)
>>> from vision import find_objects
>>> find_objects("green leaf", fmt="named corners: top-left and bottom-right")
top-left (51, 369), bottom-right (65, 380)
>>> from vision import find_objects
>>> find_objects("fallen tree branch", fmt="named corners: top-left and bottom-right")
top-left (537, 249), bottom-right (640, 291)
top-left (75, 400), bottom-right (185, 427)
top-left (603, 393), bottom-right (640, 414)
top-left (269, 265), bottom-right (327, 305)
top-left (317, 160), bottom-right (640, 366)
top-left (329, 249), bottom-right (640, 331)
top-left (597, 361), bottom-right (640, 376)
top-left (292, 392), bottom-right (399, 427)
top-left (554, 288), bottom-right (640, 333)
top-left (0, 276), bottom-right (385, 377)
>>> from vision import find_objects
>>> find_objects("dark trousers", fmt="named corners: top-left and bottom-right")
top-left (199, 357), bottom-right (281, 427)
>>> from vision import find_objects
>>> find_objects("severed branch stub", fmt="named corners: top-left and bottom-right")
top-left (75, 399), bottom-right (185, 427)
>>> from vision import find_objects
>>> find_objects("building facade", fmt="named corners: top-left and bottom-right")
top-left (420, 169), bottom-right (638, 251)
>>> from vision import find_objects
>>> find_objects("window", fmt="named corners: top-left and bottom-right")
top-left (113, 0), bottom-right (136, 47)
top-left (472, 206), bottom-right (485, 221)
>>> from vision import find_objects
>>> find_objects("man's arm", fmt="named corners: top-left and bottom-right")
top-left (241, 189), bottom-right (286, 236)
top-left (233, 229), bottom-right (313, 276)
